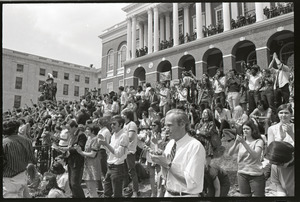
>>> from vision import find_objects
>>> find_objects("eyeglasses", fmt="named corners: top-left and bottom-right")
top-left (111, 122), bottom-right (117, 126)
top-left (151, 125), bottom-right (157, 127)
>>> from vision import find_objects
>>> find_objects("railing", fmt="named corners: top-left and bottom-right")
top-left (33, 145), bottom-right (53, 174)
top-left (263, 3), bottom-right (294, 19)
top-left (134, 3), bottom-right (294, 59)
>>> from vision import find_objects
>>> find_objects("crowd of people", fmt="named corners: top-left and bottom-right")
top-left (3, 51), bottom-right (294, 198)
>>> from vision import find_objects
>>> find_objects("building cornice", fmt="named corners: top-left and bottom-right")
top-left (124, 12), bottom-right (293, 66)
top-left (3, 48), bottom-right (98, 72)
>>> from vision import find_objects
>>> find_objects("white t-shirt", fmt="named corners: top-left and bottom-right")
top-left (123, 121), bottom-right (138, 154)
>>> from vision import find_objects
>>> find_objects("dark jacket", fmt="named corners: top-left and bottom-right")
top-left (67, 129), bottom-right (87, 168)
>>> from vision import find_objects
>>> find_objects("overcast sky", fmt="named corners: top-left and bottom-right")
top-left (3, 3), bottom-right (130, 68)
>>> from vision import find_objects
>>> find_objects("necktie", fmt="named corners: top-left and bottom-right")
top-left (170, 142), bottom-right (177, 162)
top-left (275, 70), bottom-right (280, 88)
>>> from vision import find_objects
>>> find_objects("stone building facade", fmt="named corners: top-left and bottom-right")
top-left (2, 48), bottom-right (101, 111)
top-left (99, 2), bottom-right (294, 94)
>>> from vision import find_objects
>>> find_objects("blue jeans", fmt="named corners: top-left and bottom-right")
top-left (237, 172), bottom-right (265, 196)
top-left (104, 163), bottom-right (125, 197)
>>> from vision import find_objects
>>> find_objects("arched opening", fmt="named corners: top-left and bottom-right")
top-left (133, 67), bottom-right (146, 88)
top-left (157, 61), bottom-right (172, 82)
top-left (267, 30), bottom-right (294, 66)
top-left (203, 48), bottom-right (223, 77)
top-left (178, 54), bottom-right (196, 79)
top-left (232, 40), bottom-right (256, 73)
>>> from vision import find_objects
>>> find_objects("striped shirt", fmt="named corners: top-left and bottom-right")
top-left (3, 134), bottom-right (36, 177)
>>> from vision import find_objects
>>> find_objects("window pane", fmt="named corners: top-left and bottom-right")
top-left (17, 64), bottom-right (24, 72)
top-left (14, 95), bottom-right (21, 108)
top-left (40, 68), bottom-right (46, 76)
top-left (75, 75), bottom-right (80, 82)
top-left (85, 77), bottom-right (90, 84)
top-left (52, 71), bottom-right (58, 78)
top-left (63, 84), bottom-right (69, 95)
top-left (64, 73), bottom-right (69, 80)
top-left (15, 77), bottom-right (23, 89)
top-left (74, 86), bottom-right (79, 96)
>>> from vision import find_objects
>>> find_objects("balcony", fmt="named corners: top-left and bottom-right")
top-left (133, 2), bottom-right (294, 59)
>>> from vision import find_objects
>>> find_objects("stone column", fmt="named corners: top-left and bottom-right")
top-left (256, 46), bottom-right (270, 69)
top-left (139, 22), bottom-right (144, 49)
top-left (160, 15), bottom-right (165, 42)
top-left (255, 2), bottom-right (264, 22)
top-left (126, 17), bottom-right (132, 60)
top-left (231, 2), bottom-right (239, 20)
top-left (147, 9), bottom-right (153, 54)
top-left (165, 12), bottom-right (171, 41)
top-left (132, 15), bottom-right (137, 59)
top-left (222, 2), bottom-right (231, 31)
top-left (222, 54), bottom-right (236, 73)
top-left (205, 3), bottom-right (212, 26)
top-left (173, 3), bottom-right (179, 46)
top-left (196, 3), bottom-right (203, 39)
top-left (195, 60), bottom-right (206, 79)
top-left (183, 5), bottom-right (190, 35)
top-left (144, 23), bottom-right (148, 47)
top-left (171, 66), bottom-right (180, 80)
top-left (153, 6), bottom-right (159, 52)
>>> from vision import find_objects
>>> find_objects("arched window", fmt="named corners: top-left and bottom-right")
top-left (280, 42), bottom-right (294, 65)
top-left (107, 50), bottom-right (114, 72)
top-left (118, 45), bottom-right (127, 69)
top-left (247, 50), bottom-right (257, 66)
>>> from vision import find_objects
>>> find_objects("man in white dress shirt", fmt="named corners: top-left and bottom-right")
top-left (150, 109), bottom-right (206, 197)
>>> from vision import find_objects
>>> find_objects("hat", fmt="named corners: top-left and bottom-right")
top-left (265, 141), bottom-right (294, 164)
top-left (46, 73), bottom-right (54, 81)
top-left (78, 124), bottom-right (85, 128)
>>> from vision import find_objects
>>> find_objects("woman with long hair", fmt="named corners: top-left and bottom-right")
top-left (193, 108), bottom-right (219, 165)
top-left (228, 119), bottom-right (265, 196)
top-left (223, 105), bottom-right (248, 141)
top-left (35, 172), bottom-right (66, 198)
top-left (144, 119), bottom-right (163, 197)
top-left (26, 163), bottom-right (42, 195)
top-left (197, 74), bottom-right (214, 107)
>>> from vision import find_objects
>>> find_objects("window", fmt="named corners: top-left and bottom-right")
top-left (107, 82), bottom-right (113, 93)
top-left (14, 95), bottom-right (21, 108)
top-left (75, 75), bottom-right (80, 82)
top-left (40, 68), bottom-right (46, 76)
top-left (74, 86), bottom-right (79, 96)
top-left (63, 84), bottom-right (69, 95)
top-left (38, 80), bottom-right (45, 92)
top-left (17, 64), bottom-right (24, 72)
top-left (52, 71), bottom-right (58, 78)
top-left (15, 77), bottom-right (23, 89)
top-left (179, 22), bottom-right (183, 35)
top-left (118, 45), bottom-right (127, 69)
top-left (107, 50), bottom-right (114, 72)
top-left (85, 88), bottom-right (89, 95)
top-left (64, 73), bottom-right (69, 80)
top-left (98, 78), bottom-right (101, 84)
top-left (85, 77), bottom-right (90, 84)
top-left (216, 9), bottom-right (223, 24)
top-left (247, 51), bottom-right (257, 66)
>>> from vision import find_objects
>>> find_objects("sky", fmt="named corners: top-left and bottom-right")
top-left (3, 3), bottom-right (130, 68)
